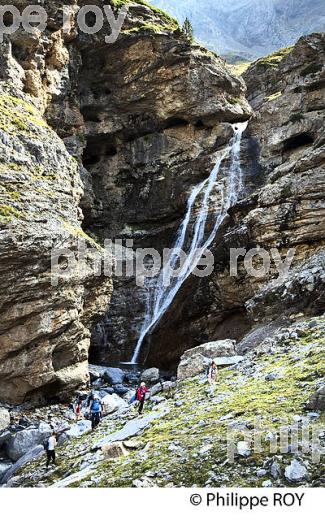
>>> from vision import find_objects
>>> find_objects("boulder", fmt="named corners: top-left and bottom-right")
top-left (182, 340), bottom-right (236, 360)
top-left (103, 368), bottom-right (125, 386)
top-left (88, 368), bottom-right (100, 382)
top-left (0, 462), bottom-right (12, 480)
top-left (270, 460), bottom-right (282, 479)
top-left (0, 430), bottom-right (11, 448)
top-left (125, 373), bottom-right (139, 384)
top-left (284, 459), bottom-right (309, 482)
top-left (177, 353), bottom-right (208, 381)
top-left (140, 368), bottom-right (160, 384)
top-left (150, 381), bottom-right (176, 396)
top-left (1, 445), bottom-right (44, 484)
top-left (94, 409), bottom-right (169, 449)
top-left (101, 442), bottom-right (128, 459)
top-left (122, 439), bottom-right (144, 450)
top-left (237, 441), bottom-right (251, 457)
top-left (0, 408), bottom-right (10, 432)
top-left (214, 356), bottom-right (244, 366)
top-left (177, 340), bottom-right (236, 380)
top-left (99, 387), bottom-right (114, 396)
top-left (102, 394), bottom-right (128, 416)
top-left (6, 422), bottom-right (52, 461)
top-left (113, 384), bottom-right (129, 396)
top-left (66, 420), bottom-right (92, 438)
top-left (306, 385), bottom-right (325, 411)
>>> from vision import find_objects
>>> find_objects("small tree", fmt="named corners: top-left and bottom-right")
top-left (182, 17), bottom-right (194, 43)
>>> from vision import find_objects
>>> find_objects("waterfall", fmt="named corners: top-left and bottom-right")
top-left (130, 121), bottom-right (247, 363)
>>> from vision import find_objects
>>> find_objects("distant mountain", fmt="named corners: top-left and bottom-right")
top-left (149, 0), bottom-right (325, 60)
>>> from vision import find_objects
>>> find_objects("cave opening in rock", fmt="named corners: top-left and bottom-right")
top-left (282, 132), bottom-right (314, 153)
top-left (81, 106), bottom-right (103, 123)
top-left (195, 119), bottom-right (205, 129)
top-left (164, 117), bottom-right (189, 129)
top-left (82, 144), bottom-right (100, 166)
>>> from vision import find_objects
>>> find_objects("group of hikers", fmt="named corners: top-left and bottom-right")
top-left (72, 381), bottom-right (150, 430)
top-left (44, 363), bottom-right (217, 469)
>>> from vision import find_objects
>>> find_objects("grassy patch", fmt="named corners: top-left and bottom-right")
top-left (265, 91), bottom-right (282, 102)
top-left (61, 219), bottom-right (104, 251)
top-left (228, 61), bottom-right (251, 76)
top-left (255, 46), bottom-right (294, 70)
top-left (112, 0), bottom-right (179, 32)
top-left (280, 182), bottom-right (293, 199)
top-left (290, 112), bottom-right (305, 124)
top-left (0, 95), bottom-right (48, 136)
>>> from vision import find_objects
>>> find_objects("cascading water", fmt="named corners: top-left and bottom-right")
top-left (130, 121), bottom-right (248, 364)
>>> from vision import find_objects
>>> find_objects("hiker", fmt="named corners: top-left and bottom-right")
top-left (45, 432), bottom-right (57, 468)
top-left (86, 390), bottom-right (95, 408)
top-left (136, 382), bottom-right (149, 415)
top-left (89, 395), bottom-right (102, 429)
top-left (75, 396), bottom-right (83, 421)
top-left (207, 361), bottom-right (217, 397)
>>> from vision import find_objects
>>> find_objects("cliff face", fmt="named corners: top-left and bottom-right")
top-left (0, 40), bottom-right (113, 404)
top-left (145, 33), bottom-right (325, 368)
top-left (73, 4), bottom-right (251, 363)
top-left (0, 1), bottom-right (251, 400)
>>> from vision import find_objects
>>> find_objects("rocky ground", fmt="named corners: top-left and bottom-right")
top-left (1, 313), bottom-right (323, 487)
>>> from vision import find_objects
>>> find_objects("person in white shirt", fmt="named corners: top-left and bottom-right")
top-left (208, 361), bottom-right (217, 397)
top-left (46, 432), bottom-right (57, 468)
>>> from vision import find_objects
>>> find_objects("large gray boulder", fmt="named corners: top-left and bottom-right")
top-left (94, 409), bottom-right (169, 450)
top-left (150, 381), bottom-right (177, 397)
top-left (284, 459), bottom-right (309, 482)
top-left (6, 422), bottom-right (52, 461)
top-left (0, 408), bottom-right (10, 432)
top-left (183, 340), bottom-right (236, 360)
top-left (177, 340), bottom-right (236, 380)
top-left (141, 368), bottom-right (160, 384)
top-left (0, 430), bottom-right (11, 448)
top-left (66, 420), bottom-right (92, 439)
top-left (0, 462), bottom-right (12, 481)
top-left (102, 394), bottom-right (128, 416)
top-left (306, 385), bottom-right (325, 411)
top-left (103, 368), bottom-right (125, 386)
top-left (1, 445), bottom-right (44, 484)
top-left (214, 356), bottom-right (244, 366)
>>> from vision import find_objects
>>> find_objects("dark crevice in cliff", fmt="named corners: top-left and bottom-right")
top-left (282, 132), bottom-right (314, 153)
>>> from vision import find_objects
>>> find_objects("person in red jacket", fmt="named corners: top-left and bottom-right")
top-left (136, 382), bottom-right (149, 415)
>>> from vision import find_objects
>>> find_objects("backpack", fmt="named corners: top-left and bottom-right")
top-left (43, 438), bottom-right (49, 451)
top-left (91, 400), bottom-right (101, 413)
